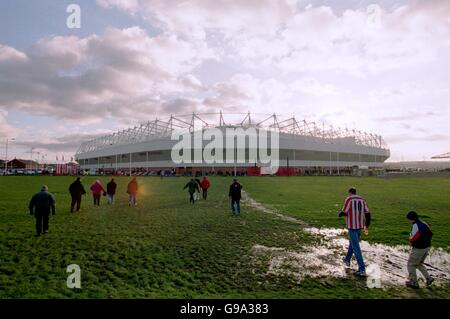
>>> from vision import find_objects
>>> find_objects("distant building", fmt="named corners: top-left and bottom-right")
top-left (384, 161), bottom-right (450, 172)
top-left (55, 161), bottom-right (79, 175)
top-left (7, 158), bottom-right (39, 170)
top-left (76, 112), bottom-right (390, 176)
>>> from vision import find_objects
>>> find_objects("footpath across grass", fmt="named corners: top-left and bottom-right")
top-left (0, 176), bottom-right (449, 298)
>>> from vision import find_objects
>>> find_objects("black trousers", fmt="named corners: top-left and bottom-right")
top-left (71, 195), bottom-right (81, 212)
top-left (35, 212), bottom-right (49, 235)
top-left (93, 194), bottom-right (101, 206)
top-left (202, 189), bottom-right (208, 200)
top-left (189, 192), bottom-right (195, 204)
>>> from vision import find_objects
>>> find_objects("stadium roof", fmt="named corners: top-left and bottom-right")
top-left (76, 112), bottom-right (389, 155)
top-left (431, 152), bottom-right (450, 159)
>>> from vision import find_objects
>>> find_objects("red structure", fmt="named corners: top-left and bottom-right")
top-left (276, 167), bottom-right (299, 176)
top-left (55, 162), bottom-right (79, 175)
top-left (7, 158), bottom-right (39, 169)
top-left (246, 166), bottom-right (261, 176)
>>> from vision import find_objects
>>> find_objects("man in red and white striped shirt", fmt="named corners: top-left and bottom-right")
top-left (339, 187), bottom-right (371, 277)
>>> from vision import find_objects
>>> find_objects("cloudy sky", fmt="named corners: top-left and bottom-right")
top-left (0, 0), bottom-right (449, 162)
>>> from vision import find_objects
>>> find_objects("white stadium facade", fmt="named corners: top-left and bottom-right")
top-left (75, 112), bottom-right (390, 176)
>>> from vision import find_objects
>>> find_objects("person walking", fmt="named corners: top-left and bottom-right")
top-left (69, 177), bottom-right (86, 213)
top-left (106, 178), bottom-right (117, 204)
top-left (405, 211), bottom-right (434, 288)
top-left (127, 177), bottom-right (138, 206)
top-left (183, 178), bottom-right (200, 204)
top-left (29, 185), bottom-right (56, 237)
top-left (200, 176), bottom-right (210, 200)
top-left (90, 180), bottom-right (106, 206)
top-left (338, 187), bottom-right (371, 277)
top-left (229, 179), bottom-right (242, 215)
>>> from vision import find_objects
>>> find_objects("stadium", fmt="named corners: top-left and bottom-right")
top-left (75, 112), bottom-right (390, 176)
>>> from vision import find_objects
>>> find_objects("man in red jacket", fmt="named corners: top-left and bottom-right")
top-left (127, 177), bottom-right (138, 206)
top-left (200, 176), bottom-right (210, 200)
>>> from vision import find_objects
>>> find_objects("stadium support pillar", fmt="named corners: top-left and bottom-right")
top-left (129, 152), bottom-right (132, 176)
top-left (146, 151), bottom-right (149, 173)
top-left (329, 151), bottom-right (332, 176)
top-left (115, 154), bottom-right (118, 173)
top-left (293, 149), bottom-right (295, 169)
top-left (234, 146), bottom-right (237, 177)
top-left (337, 152), bottom-right (340, 175)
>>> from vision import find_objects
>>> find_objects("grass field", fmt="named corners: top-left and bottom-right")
top-left (0, 176), bottom-right (449, 299)
top-left (243, 176), bottom-right (450, 251)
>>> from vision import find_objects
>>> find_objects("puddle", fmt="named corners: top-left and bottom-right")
top-left (243, 191), bottom-right (450, 287)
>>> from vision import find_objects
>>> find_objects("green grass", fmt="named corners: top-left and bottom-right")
top-left (0, 176), bottom-right (449, 299)
top-left (240, 176), bottom-right (450, 251)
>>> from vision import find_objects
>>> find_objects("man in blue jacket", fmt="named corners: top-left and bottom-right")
top-left (406, 211), bottom-right (434, 288)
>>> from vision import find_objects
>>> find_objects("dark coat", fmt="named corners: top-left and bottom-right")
top-left (229, 182), bottom-right (242, 200)
top-left (69, 180), bottom-right (86, 198)
top-left (184, 180), bottom-right (200, 194)
top-left (29, 191), bottom-right (56, 215)
top-left (107, 181), bottom-right (117, 195)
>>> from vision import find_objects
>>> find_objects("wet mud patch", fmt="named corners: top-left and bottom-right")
top-left (243, 191), bottom-right (450, 287)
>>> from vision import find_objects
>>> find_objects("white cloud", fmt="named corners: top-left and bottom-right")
top-left (97, 0), bottom-right (450, 75)
top-left (0, 110), bottom-right (18, 139)
top-left (0, 27), bottom-right (216, 122)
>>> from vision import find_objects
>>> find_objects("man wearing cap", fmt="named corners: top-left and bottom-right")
top-left (405, 211), bottom-right (434, 288)
top-left (28, 185), bottom-right (56, 237)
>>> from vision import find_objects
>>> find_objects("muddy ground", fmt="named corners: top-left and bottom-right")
top-left (244, 191), bottom-right (450, 288)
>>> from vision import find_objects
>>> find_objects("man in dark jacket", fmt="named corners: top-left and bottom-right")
top-left (69, 177), bottom-right (86, 213)
top-left (183, 178), bottom-right (200, 204)
top-left (106, 178), bottom-right (117, 204)
top-left (229, 179), bottom-right (242, 215)
top-left (29, 185), bottom-right (56, 237)
top-left (406, 211), bottom-right (434, 288)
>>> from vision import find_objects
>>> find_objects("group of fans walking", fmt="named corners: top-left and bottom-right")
top-left (67, 177), bottom-right (139, 212)
top-left (338, 187), bottom-right (433, 288)
top-left (28, 177), bottom-right (433, 289)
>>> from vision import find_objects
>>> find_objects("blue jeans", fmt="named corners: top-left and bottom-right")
top-left (344, 229), bottom-right (365, 272)
top-left (231, 199), bottom-right (240, 214)
top-left (107, 194), bottom-right (114, 204)
top-left (128, 194), bottom-right (136, 205)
